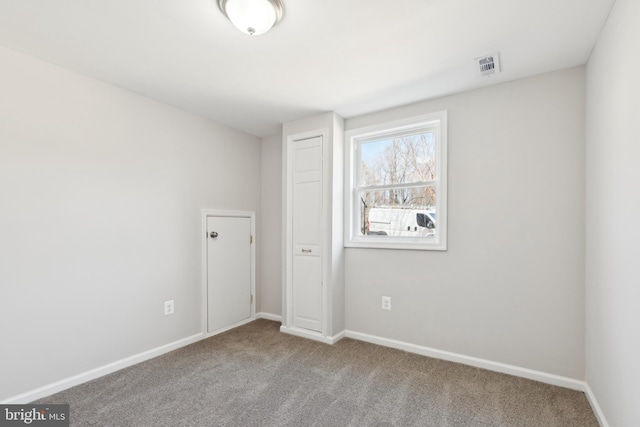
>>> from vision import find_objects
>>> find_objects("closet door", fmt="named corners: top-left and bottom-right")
top-left (206, 215), bottom-right (251, 333)
top-left (292, 136), bottom-right (323, 332)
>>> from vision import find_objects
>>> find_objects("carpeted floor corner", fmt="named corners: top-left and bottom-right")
top-left (35, 319), bottom-right (598, 426)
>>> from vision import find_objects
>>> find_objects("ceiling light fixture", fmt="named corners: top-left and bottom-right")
top-left (218, 0), bottom-right (284, 36)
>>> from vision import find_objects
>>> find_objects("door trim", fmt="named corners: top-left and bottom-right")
top-left (201, 209), bottom-right (256, 338)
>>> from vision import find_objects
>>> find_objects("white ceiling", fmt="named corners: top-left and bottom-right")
top-left (0, 0), bottom-right (614, 137)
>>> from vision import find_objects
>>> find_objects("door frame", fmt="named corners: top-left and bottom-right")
top-left (201, 209), bottom-right (256, 338)
top-left (282, 129), bottom-right (331, 341)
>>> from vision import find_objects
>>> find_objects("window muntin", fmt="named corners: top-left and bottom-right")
top-left (345, 111), bottom-right (447, 250)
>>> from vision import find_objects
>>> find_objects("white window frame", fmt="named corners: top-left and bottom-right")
top-left (344, 111), bottom-right (448, 251)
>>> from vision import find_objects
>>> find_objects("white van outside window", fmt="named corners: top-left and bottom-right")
top-left (366, 208), bottom-right (436, 237)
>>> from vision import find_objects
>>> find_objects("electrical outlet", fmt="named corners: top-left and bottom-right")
top-left (381, 296), bottom-right (391, 310)
top-left (164, 300), bottom-right (174, 315)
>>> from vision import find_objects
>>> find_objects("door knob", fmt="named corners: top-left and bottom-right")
top-left (210, 231), bottom-right (219, 238)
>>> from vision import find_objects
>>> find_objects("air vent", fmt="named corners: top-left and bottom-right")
top-left (474, 53), bottom-right (501, 77)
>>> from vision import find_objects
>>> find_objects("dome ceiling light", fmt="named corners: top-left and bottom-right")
top-left (217, 0), bottom-right (284, 36)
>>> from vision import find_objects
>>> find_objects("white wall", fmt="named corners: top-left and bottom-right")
top-left (585, 0), bottom-right (640, 424)
top-left (0, 45), bottom-right (261, 401)
top-left (345, 67), bottom-right (586, 379)
top-left (258, 134), bottom-right (283, 316)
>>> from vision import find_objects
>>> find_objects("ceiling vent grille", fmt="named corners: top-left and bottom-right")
top-left (474, 53), bottom-right (500, 77)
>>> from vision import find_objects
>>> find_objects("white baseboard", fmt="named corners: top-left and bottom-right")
top-left (1, 333), bottom-right (204, 404)
top-left (344, 330), bottom-right (585, 391)
top-left (331, 330), bottom-right (346, 344)
top-left (280, 325), bottom-right (344, 345)
top-left (255, 312), bottom-right (282, 322)
top-left (584, 383), bottom-right (610, 427)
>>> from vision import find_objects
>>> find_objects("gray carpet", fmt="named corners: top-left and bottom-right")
top-left (36, 319), bottom-right (598, 426)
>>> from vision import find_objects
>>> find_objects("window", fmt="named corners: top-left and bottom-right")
top-left (344, 111), bottom-right (447, 250)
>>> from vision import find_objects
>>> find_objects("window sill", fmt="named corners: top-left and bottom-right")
top-left (344, 237), bottom-right (447, 251)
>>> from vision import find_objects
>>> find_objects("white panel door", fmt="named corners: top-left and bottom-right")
top-left (292, 136), bottom-right (323, 332)
top-left (207, 216), bottom-right (251, 333)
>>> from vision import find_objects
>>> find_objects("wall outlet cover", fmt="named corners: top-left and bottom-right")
top-left (164, 300), bottom-right (175, 315)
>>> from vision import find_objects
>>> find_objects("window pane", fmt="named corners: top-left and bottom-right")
top-left (360, 132), bottom-right (435, 187)
top-left (357, 187), bottom-right (437, 237)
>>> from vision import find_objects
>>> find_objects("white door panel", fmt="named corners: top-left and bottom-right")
top-left (294, 140), bottom-right (322, 179)
top-left (293, 180), bottom-right (322, 246)
top-left (292, 136), bottom-right (323, 332)
top-left (207, 216), bottom-right (251, 333)
top-left (293, 254), bottom-right (322, 331)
